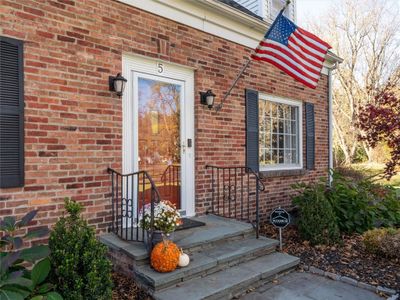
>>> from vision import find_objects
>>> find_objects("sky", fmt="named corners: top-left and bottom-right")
top-left (296, 0), bottom-right (400, 26)
top-left (296, 0), bottom-right (334, 26)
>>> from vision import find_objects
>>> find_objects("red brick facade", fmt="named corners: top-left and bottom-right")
top-left (0, 0), bottom-right (329, 235)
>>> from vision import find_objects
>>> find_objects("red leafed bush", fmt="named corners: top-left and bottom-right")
top-left (358, 86), bottom-right (400, 179)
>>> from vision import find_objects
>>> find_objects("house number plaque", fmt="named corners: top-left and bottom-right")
top-left (157, 62), bottom-right (164, 74)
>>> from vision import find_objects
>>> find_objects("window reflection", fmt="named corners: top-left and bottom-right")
top-left (138, 77), bottom-right (181, 209)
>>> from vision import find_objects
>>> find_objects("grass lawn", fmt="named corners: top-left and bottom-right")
top-left (349, 162), bottom-right (400, 189)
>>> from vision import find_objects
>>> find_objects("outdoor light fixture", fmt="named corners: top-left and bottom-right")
top-left (109, 73), bottom-right (127, 97)
top-left (200, 89), bottom-right (216, 109)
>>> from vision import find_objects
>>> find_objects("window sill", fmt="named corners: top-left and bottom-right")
top-left (259, 168), bottom-right (306, 178)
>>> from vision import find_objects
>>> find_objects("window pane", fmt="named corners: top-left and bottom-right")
top-left (259, 101), bottom-right (266, 123)
top-left (284, 106), bottom-right (290, 119)
top-left (265, 102), bottom-right (270, 117)
top-left (278, 120), bottom-right (284, 133)
top-left (265, 131), bottom-right (271, 145)
top-left (291, 135), bottom-right (297, 149)
top-left (291, 121), bottom-right (297, 134)
top-left (259, 149), bottom-right (265, 164)
top-left (272, 119), bottom-right (278, 133)
top-left (278, 104), bottom-right (284, 118)
top-left (272, 134), bottom-right (277, 148)
top-left (278, 150), bottom-right (284, 163)
top-left (284, 135), bottom-right (291, 149)
top-left (278, 134), bottom-right (284, 148)
top-left (284, 120), bottom-right (291, 134)
top-left (271, 103), bottom-right (277, 118)
top-left (272, 149), bottom-right (278, 164)
top-left (292, 150), bottom-right (298, 164)
top-left (265, 149), bottom-right (271, 164)
top-left (291, 107), bottom-right (297, 120)
top-left (284, 150), bottom-right (292, 164)
top-left (258, 98), bottom-right (300, 168)
top-left (266, 118), bottom-right (271, 134)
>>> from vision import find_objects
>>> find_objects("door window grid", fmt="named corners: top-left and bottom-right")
top-left (259, 100), bottom-right (300, 167)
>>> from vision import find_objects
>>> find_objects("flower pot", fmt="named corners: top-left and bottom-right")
top-left (145, 230), bottom-right (175, 253)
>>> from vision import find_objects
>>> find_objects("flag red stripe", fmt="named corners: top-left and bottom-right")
top-left (259, 40), bottom-right (323, 69)
top-left (252, 51), bottom-right (319, 83)
top-left (287, 40), bottom-right (324, 66)
top-left (251, 54), bottom-right (317, 89)
top-left (297, 27), bottom-right (331, 49)
top-left (290, 34), bottom-right (325, 59)
top-left (255, 49), bottom-right (320, 78)
top-left (256, 42), bottom-right (321, 75)
top-left (289, 37), bottom-right (325, 62)
top-left (293, 30), bottom-right (328, 54)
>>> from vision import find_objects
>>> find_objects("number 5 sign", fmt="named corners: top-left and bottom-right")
top-left (157, 62), bottom-right (164, 74)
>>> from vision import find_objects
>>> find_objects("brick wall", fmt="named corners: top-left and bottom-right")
top-left (0, 0), bottom-right (329, 236)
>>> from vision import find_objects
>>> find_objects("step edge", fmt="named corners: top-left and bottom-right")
top-left (153, 253), bottom-right (300, 299)
top-left (114, 227), bottom-right (258, 262)
top-left (135, 240), bottom-right (279, 289)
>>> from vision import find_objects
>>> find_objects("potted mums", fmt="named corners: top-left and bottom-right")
top-left (139, 200), bottom-right (182, 251)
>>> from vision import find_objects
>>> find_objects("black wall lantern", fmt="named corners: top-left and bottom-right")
top-left (200, 89), bottom-right (216, 109)
top-left (109, 73), bottom-right (127, 97)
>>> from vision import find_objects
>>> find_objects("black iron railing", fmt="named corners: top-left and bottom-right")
top-left (107, 168), bottom-right (161, 241)
top-left (205, 165), bottom-right (265, 238)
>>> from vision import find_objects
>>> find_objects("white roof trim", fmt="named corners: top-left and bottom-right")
top-left (117, 0), bottom-right (342, 72)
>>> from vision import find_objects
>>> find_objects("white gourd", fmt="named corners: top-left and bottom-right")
top-left (178, 249), bottom-right (190, 267)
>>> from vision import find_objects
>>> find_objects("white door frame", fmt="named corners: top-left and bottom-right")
top-left (122, 54), bottom-right (195, 217)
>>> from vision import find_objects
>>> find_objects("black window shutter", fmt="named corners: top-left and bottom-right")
top-left (0, 36), bottom-right (24, 188)
top-left (245, 89), bottom-right (259, 172)
top-left (305, 102), bottom-right (315, 170)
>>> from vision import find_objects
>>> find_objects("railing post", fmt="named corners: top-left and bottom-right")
top-left (111, 171), bottom-right (115, 233)
top-left (211, 167), bottom-right (215, 214)
top-left (150, 183), bottom-right (155, 243)
top-left (256, 178), bottom-right (260, 239)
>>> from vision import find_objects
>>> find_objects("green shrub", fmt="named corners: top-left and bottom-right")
top-left (374, 186), bottom-right (400, 227)
top-left (0, 210), bottom-right (62, 300)
top-left (363, 228), bottom-right (400, 258)
top-left (49, 199), bottom-right (112, 300)
top-left (328, 173), bottom-right (377, 233)
top-left (292, 180), bottom-right (340, 245)
top-left (328, 171), bottom-right (400, 233)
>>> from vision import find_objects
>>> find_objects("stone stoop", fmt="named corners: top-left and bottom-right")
top-left (100, 215), bottom-right (300, 300)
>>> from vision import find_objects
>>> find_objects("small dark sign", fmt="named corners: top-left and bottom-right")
top-left (270, 207), bottom-right (290, 229)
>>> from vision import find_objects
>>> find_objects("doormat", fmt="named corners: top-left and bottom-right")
top-left (176, 218), bottom-right (206, 231)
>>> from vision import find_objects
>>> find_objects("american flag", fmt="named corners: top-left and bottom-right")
top-left (251, 11), bottom-right (331, 89)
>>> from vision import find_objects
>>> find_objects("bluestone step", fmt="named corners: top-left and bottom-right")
top-left (100, 215), bottom-right (254, 262)
top-left (135, 236), bottom-right (279, 290)
top-left (153, 252), bottom-right (300, 300)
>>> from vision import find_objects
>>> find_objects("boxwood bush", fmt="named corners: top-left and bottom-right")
top-left (49, 199), bottom-right (112, 300)
top-left (292, 180), bottom-right (340, 245)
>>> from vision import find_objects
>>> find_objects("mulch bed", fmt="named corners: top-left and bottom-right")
top-left (112, 272), bottom-right (152, 300)
top-left (260, 223), bottom-right (400, 292)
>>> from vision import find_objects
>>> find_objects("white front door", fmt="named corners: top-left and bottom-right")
top-left (122, 55), bottom-right (195, 217)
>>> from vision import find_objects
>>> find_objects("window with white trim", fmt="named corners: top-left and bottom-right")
top-left (258, 95), bottom-right (302, 171)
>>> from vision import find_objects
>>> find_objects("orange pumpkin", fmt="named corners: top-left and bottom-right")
top-left (150, 240), bottom-right (180, 272)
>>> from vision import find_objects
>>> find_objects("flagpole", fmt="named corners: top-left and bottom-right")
top-left (214, 0), bottom-right (291, 112)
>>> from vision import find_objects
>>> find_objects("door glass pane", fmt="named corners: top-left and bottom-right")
top-left (138, 77), bottom-right (181, 209)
